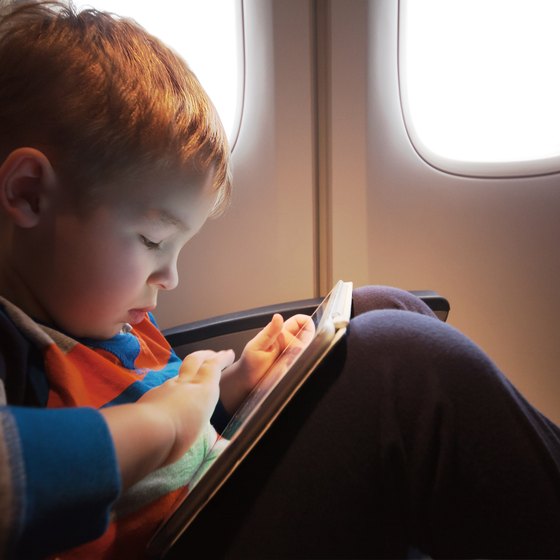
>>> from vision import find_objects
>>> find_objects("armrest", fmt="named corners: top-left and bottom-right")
top-left (408, 290), bottom-right (450, 322)
top-left (163, 298), bottom-right (321, 348)
top-left (163, 290), bottom-right (449, 349)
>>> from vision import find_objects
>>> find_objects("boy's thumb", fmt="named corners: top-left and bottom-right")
top-left (251, 314), bottom-right (284, 350)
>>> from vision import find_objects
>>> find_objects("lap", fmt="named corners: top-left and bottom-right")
top-left (167, 290), bottom-right (560, 559)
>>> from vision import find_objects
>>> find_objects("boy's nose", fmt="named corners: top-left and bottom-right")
top-left (148, 260), bottom-right (179, 291)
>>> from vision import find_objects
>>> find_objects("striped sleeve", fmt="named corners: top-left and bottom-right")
top-left (0, 401), bottom-right (24, 559)
top-left (0, 402), bottom-right (121, 558)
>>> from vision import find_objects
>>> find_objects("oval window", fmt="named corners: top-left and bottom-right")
top-left (399, 0), bottom-right (560, 177)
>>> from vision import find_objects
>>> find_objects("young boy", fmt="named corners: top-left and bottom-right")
top-left (0, 1), bottom-right (306, 557)
top-left (1, 2), bottom-right (560, 560)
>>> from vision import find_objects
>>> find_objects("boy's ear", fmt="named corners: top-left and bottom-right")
top-left (0, 147), bottom-right (58, 228)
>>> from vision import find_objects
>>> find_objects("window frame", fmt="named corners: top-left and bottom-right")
top-left (398, 0), bottom-right (560, 178)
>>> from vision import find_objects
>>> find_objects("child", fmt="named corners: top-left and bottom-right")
top-left (1, 2), bottom-right (559, 559)
top-left (0, 1), bottom-right (306, 557)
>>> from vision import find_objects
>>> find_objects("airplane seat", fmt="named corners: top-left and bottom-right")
top-left (163, 290), bottom-right (450, 359)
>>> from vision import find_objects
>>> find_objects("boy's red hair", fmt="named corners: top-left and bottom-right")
top-left (0, 1), bottom-right (231, 215)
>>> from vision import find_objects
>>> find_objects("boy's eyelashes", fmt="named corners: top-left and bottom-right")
top-left (139, 235), bottom-right (162, 250)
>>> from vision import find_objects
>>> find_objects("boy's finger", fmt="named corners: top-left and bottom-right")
top-left (213, 349), bottom-right (235, 369)
top-left (289, 314), bottom-right (315, 345)
top-left (180, 350), bottom-right (217, 376)
top-left (197, 352), bottom-right (233, 378)
top-left (248, 313), bottom-right (284, 350)
top-left (284, 314), bottom-right (314, 334)
top-left (179, 349), bottom-right (234, 381)
top-left (276, 315), bottom-right (315, 350)
top-left (188, 351), bottom-right (235, 389)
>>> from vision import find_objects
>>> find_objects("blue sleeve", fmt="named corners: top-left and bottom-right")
top-left (3, 405), bottom-right (121, 558)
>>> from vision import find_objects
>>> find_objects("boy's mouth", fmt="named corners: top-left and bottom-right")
top-left (128, 306), bottom-right (155, 325)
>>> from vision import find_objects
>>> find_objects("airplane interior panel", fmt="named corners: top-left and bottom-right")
top-left (361, 0), bottom-right (560, 423)
top-left (157, 0), bottom-right (317, 326)
top-left (155, 0), bottom-right (560, 423)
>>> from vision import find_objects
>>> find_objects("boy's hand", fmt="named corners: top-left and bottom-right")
top-left (219, 314), bottom-right (315, 414)
top-left (102, 349), bottom-right (234, 489)
top-left (138, 349), bottom-right (235, 464)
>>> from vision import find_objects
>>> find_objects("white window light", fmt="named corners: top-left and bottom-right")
top-left (79, 0), bottom-right (244, 149)
top-left (399, 0), bottom-right (560, 177)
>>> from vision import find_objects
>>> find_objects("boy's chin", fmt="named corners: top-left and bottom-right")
top-left (74, 323), bottom-right (127, 340)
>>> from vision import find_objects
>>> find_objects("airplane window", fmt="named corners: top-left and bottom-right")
top-left (80, 0), bottom-right (244, 149)
top-left (399, 0), bottom-right (560, 177)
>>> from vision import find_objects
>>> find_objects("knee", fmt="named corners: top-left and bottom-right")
top-left (352, 285), bottom-right (436, 319)
top-left (347, 308), bottom-right (441, 355)
top-left (346, 309), bottom-right (500, 392)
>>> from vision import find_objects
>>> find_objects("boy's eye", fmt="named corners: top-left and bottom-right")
top-left (140, 235), bottom-right (162, 250)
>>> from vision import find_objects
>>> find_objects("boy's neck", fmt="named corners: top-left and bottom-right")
top-left (0, 261), bottom-right (50, 324)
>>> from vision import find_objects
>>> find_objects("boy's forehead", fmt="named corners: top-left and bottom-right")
top-left (143, 207), bottom-right (190, 231)
top-left (119, 171), bottom-right (218, 226)
top-left (115, 169), bottom-right (214, 204)
top-left (93, 167), bottom-right (217, 226)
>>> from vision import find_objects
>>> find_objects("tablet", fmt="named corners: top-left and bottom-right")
top-left (146, 280), bottom-right (353, 558)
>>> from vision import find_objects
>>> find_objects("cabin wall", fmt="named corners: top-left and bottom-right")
top-left (155, 0), bottom-right (560, 423)
top-left (156, 0), bottom-right (317, 326)
top-left (329, 0), bottom-right (560, 422)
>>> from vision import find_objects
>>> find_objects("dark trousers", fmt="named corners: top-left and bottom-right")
top-left (168, 286), bottom-right (560, 558)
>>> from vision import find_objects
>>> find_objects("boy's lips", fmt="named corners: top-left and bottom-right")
top-left (128, 306), bottom-right (155, 325)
